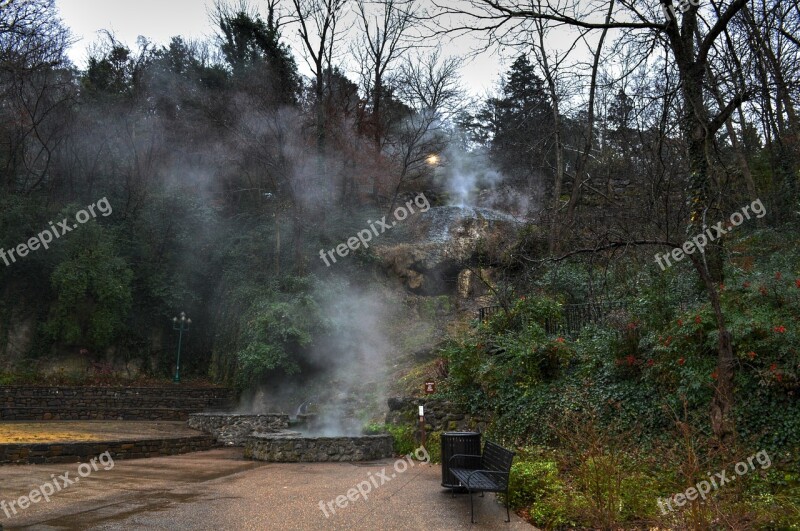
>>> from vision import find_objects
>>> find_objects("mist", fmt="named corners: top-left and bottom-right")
top-left (440, 143), bottom-right (532, 216)
top-left (236, 280), bottom-right (397, 436)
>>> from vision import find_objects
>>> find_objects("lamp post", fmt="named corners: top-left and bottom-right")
top-left (172, 312), bottom-right (191, 383)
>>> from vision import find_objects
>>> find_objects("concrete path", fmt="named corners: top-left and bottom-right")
top-left (0, 448), bottom-right (533, 530)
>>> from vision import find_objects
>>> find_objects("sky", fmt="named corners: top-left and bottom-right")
top-left (55, 0), bottom-right (511, 97)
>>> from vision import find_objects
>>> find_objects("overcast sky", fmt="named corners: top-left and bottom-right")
top-left (55, 0), bottom-right (516, 97)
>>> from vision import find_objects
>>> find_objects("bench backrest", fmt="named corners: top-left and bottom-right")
top-left (481, 441), bottom-right (515, 475)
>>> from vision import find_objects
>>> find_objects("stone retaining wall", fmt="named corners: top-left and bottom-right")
top-left (1, 407), bottom-right (192, 421)
top-left (244, 434), bottom-right (394, 462)
top-left (0, 386), bottom-right (236, 421)
top-left (188, 413), bottom-right (290, 445)
top-left (1, 386), bottom-right (236, 401)
top-left (0, 435), bottom-right (217, 465)
top-left (385, 397), bottom-right (489, 433)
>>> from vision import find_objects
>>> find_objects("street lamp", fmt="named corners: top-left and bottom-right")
top-left (172, 312), bottom-right (191, 383)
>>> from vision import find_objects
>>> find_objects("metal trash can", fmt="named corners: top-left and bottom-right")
top-left (440, 431), bottom-right (482, 488)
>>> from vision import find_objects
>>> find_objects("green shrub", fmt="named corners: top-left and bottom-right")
top-left (384, 424), bottom-right (416, 456)
top-left (507, 455), bottom-right (561, 508)
top-left (45, 221), bottom-right (133, 349)
top-left (502, 450), bottom-right (573, 529)
top-left (362, 422), bottom-right (386, 435)
top-left (423, 431), bottom-right (442, 463)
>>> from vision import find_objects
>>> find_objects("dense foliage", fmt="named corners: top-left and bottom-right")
top-left (429, 227), bottom-right (800, 528)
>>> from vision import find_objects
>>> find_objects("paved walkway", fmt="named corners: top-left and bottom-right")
top-left (0, 448), bottom-right (532, 530)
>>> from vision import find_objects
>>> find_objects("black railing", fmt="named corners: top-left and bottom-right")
top-left (545, 301), bottom-right (628, 337)
top-left (478, 305), bottom-right (503, 322)
top-left (477, 300), bottom-right (628, 337)
top-left (478, 287), bottom-right (698, 337)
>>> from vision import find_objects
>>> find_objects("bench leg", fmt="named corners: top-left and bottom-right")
top-left (505, 487), bottom-right (510, 523)
top-left (469, 487), bottom-right (475, 524)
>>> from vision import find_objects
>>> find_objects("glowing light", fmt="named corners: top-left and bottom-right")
top-left (426, 154), bottom-right (440, 166)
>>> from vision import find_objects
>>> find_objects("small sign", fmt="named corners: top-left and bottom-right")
top-left (424, 381), bottom-right (436, 394)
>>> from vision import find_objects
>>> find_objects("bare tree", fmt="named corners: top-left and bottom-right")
top-left (530, 17), bottom-right (572, 253)
top-left (386, 49), bottom-right (464, 211)
top-left (434, 0), bottom-right (751, 441)
top-left (353, 0), bottom-right (417, 150)
top-left (291, 0), bottom-right (349, 153)
top-left (739, 1), bottom-right (799, 207)
top-left (0, 0), bottom-right (73, 194)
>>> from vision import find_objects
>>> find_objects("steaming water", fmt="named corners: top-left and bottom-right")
top-left (413, 205), bottom-right (523, 243)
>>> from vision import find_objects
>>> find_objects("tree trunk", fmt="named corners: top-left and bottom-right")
top-left (563, 2), bottom-right (613, 242)
top-left (374, 74), bottom-right (382, 151)
top-left (689, 252), bottom-right (736, 444)
top-left (535, 24), bottom-right (565, 254)
top-left (679, 58), bottom-right (735, 442)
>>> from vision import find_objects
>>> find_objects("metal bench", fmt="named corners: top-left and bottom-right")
top-left (448, 440), bottom-right (515, 523)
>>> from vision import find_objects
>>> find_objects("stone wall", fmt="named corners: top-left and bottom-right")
top-left (244, 433), bottom-right (394, 462)
top-left (188, 413), bottom-right (289, 446)
top-left (0, 435), bottom-right (217, 465)
top-left (0, 386), bottom-right (235, 421)
top-left (385, 397), bottom-right (490, 433)
top-left (1, 407), bottom-right (194, 421)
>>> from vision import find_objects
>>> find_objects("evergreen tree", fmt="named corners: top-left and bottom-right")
top-left (482, 54), bottom-right (554, 194)
top-left (217, 8), bottom-right (301, 106)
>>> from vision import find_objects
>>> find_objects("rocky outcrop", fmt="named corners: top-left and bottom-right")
top-left (374, 206), bottom-right (522, 297)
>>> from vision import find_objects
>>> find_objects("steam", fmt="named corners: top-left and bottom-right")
top-left (444, 145), bottom-right (502, 207)
top-left (441, 144), bottom-right (531, 216)
top-left (238, 280), bottom-right (396, 436)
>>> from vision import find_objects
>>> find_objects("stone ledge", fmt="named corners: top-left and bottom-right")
top-left (0, 435), bottom-right (218, 465)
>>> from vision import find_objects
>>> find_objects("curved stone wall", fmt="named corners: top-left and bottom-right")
top-left (244, 433), bottom-right (394, 462)
top-left (188, 413), bottom-right (289, 445)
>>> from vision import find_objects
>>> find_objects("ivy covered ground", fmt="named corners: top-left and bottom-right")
top-left (394, 227), bottom-right (800, 529)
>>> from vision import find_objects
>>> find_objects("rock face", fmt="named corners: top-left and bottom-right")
top-left (374, 206), bottom-right (523, 297)
top-left (244, 433), bottom-right (394, 462)
top-left (187, 413), bottom-right (289, 446)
